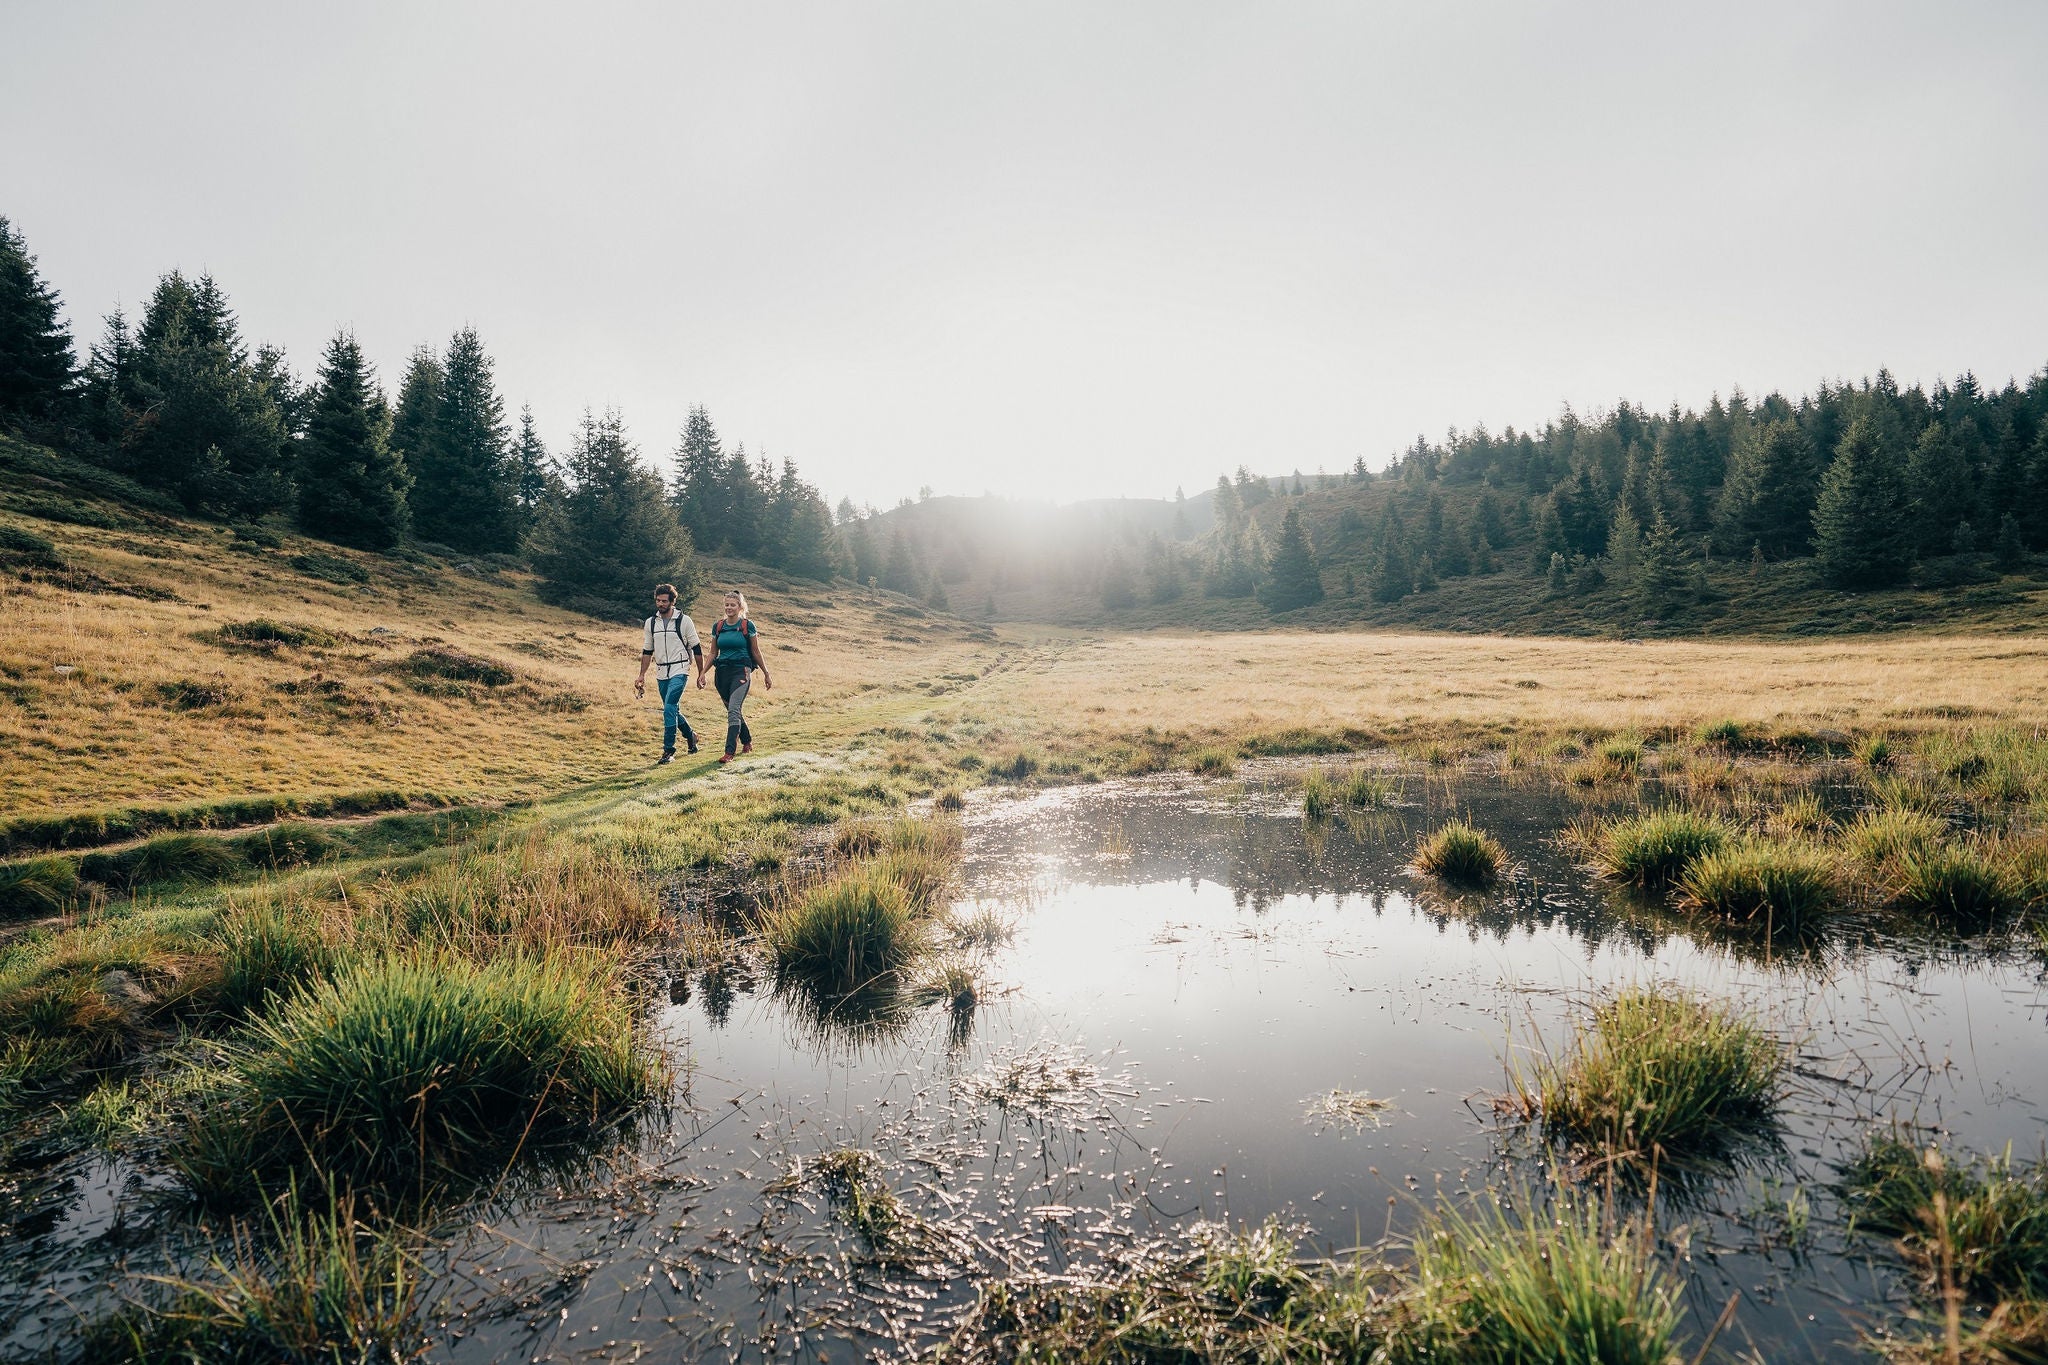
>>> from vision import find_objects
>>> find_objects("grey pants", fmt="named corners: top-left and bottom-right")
top-left (715, 665), bottom-right (752, 753)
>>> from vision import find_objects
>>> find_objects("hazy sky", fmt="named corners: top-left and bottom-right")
top-left (5, 2), bottom-right (2045, 506)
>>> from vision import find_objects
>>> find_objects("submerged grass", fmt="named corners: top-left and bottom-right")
top-left (1507, 986), bottom-right (1783, 1161)
top-left (1411, 819), bottom-right (1506, 889)
top-left (941, 1193), bottom-right (1686, 1365)
top-left (1841, 1135), bottom-right (2048, 1304)
top-left (171, 950), bottom-right (653, 1206)
top-left (85, 1191), bottom-right (418, 1364)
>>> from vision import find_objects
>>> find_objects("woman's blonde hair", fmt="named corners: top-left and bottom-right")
top-left (723, 589), bottom-right (749, 620)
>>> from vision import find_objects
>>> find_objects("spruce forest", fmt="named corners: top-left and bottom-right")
top-left (4, 212), bottom-right (2046, 635)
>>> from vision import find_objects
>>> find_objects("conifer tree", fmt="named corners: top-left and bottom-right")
top-left (1813, 414), bottom-right (1912, 588)
top-left (1714, 420), bottom-right (1818, 558)
top-left (1606, 504), bottom-right (1643, 588)
top-left (1101, 547), bottom-right (1138, 609)
top-left (124, 271), bottom-right (291, 516)
top-left (1412, 552), bottom-right (1438, 592)
top-left (1905, 423), bottom-right (1974, 556)
top-left (81, 308), bottom-right (139, 444)
top-left (528, 409), bottom-right (698, 620)
top-left (387, 346), bottom-right (443, 490)
top-left (1993, 513), bottom-right (2025, 572)
top-left (1258, 506), bottom-right (1324, 611)
top-left (1635, 512), bottom-right (1690, 614)
top-left (669, 405), bottom-right (725, 534)
top-left (414, 327), bottom-right (516, 553)
top-left (1545, 552), bottom-right (1570, 597)
top-left (296, 331), bottom-right (410, 550)
top-left (882, 526), bottom-right (921, 594)
top-left (924, 570), bottom-right (949, 611)
top-left (511, 406), bottom-right (560, 535)
top-left (0, 215), bottom-right (77, 424)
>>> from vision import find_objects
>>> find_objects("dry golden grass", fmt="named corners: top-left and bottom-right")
top-left (961, 629), bottom-right (2048, 753)
top-left (0, 510), bottom-right (993, 822)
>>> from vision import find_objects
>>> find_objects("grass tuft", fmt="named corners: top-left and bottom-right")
top-left (83, 1192), bottom-right (418, 1364)
top-left (760, 863), bottom-right (924, 995)
top-left (1411, 820), bottom-right (1506, 889)
top-left (1843, 806), bottom-right (1949, 877)
top-left (1508, 986), bottom-right (1782, 1160)
top-left (1890, 843), bottom-right (2013, 922)
top-left (0, 856), bottom-right (79, 918)
top-left (1841, 1135), bottom-right (2048, 1304)
top-left (1674, 839), bottom-right (1836, 930)
top-left (170, 951), bottom-right (652, 1204)
top-left (1188, 747), bottom-right (1237, 777)
top-left (1591, 809), bottom-right (1729, 889)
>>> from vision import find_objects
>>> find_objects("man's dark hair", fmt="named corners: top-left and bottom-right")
top-left (654, 582), bottom-right (677, 600)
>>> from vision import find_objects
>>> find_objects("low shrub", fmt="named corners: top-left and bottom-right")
top-left (171, 951), bottom-right (652, 1203)
top-left (1412, 820), bottom-right (1506, 889)
top-left (1509, 987), bottom-right (1782, 1159)
top-left (85, 833), bottom-right (246, 890)
top-left (154, 678), bottom-right (237, 710)
top-left (400, 647), bottom-right (513, 688)
top-left (0, 856), bottom-right (78, 918)
top-left (287, 551), bottom-right (369, 585)
top-left (989, 749), bottom-right (1041, 782)
top-left (1675, 839), bottom-right (1835, 930)
top-left (216, 618), bottom-right (340, 650)
top-left (0, 523), bottom-right (62, 567)
top-left (1591, 810), bottom-right (1729, 889)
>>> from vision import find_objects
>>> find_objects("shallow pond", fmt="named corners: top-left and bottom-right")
top-left (3, 766), bottom-right (2043, 1361)
top-left (425, 767), bottom-right (2048, 1362)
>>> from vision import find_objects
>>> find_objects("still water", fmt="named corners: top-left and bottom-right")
top-left (427, 768), bottom-right (2048, 1363)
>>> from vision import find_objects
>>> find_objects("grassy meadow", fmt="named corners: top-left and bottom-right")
top-left (6, 444), bottom-right (2048, 1360)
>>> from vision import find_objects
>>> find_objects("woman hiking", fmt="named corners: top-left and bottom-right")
top-left (709, 590), bottom-right (771, 764)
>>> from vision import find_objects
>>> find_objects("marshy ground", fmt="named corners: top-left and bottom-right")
top-left (6, 479), bottom-right (2048, 1360)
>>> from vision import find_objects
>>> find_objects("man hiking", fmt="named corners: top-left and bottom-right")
top-left (633, 583), bottom-right (704, 764)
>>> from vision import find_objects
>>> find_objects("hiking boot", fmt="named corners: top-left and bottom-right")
top-left (741, 742), bottom-right (753, 754)
top-left (717, 753), bottom-right (733, 765)
top-left (658, 752), bottom-right (674, 766)
top-left (686, 738), bottom-right (699, 754)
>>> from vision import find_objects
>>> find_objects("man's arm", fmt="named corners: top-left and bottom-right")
top-left (634, 619), bottom-right (653, 696)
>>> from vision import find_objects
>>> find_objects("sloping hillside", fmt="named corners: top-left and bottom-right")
top-left (0, 434), bottom-right (991, 836)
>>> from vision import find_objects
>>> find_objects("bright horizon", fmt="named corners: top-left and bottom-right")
top-left (5, 1), bottom-right (2046, 509)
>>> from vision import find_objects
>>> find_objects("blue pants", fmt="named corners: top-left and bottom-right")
top-left (658, 673), bottom-right (696, 753)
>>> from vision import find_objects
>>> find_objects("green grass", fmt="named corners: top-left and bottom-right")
top-left (1508, 986), bottom-right (1783, 1160)
top-left (1674, 839), bottom-right (1836, 930)
top-left (1412, 820), bottom-right (1506, 889)
top-left (1843, 806), bottom-right (1949, 876)
top-left (1890, 843), bottom-right (2014, 922)
top-left (941, 1195), bottom-right (1686, 1365)
top-left (0, 855), bottom-right (78, 917)
top-left (1397, 1194), bottom-right (1686, 1365)
top-left (760, 862), bottom-right (924, 995)
top-left (1300, 770), bottom-right (1335, 820)
top-left (1591, 809), bottom-right (1730, 889)
top-left (170, 950), bottom-right (653, 1205)
top-left (83, 1192), bottom-right (418, 1363)
top-left (1841, 1135), bottom-right (2048, 1304)
top-left (211, 899), bottom-right (338, 1017)
top-left (1188, 747), bottom-right (1237, 777)
top-left (234, 822), bottom-right (341, 870)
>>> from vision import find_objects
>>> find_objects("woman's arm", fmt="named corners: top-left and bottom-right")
top-left (748, 622), bottom-right (771, 690)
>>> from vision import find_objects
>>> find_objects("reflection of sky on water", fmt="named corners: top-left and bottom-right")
top-left (5, 770), bottom-right (2044, 1362)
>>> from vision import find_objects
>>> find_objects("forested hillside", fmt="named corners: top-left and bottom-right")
top-left (4, 210), bottom-right (2044, 639)
top-left (868, 371), bottom-right (2048, 635)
